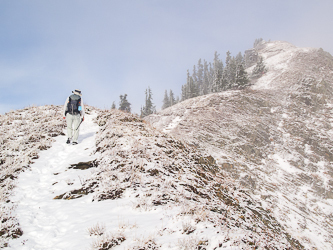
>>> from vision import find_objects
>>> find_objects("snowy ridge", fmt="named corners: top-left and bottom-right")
top-left (2, 40), bottom-right (332, 249)
top-left (4, 107), bottom-right (303, 249)
top-left (146, 41), bottom-right (333, 249)
top-left (74, 109), bottom-right (303, 249)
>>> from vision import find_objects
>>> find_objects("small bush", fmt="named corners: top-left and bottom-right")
top-left (91, 233), bottom-right (125, 250)
top-left (131, 239), bottom-right (159, 250)
top-left (88, 223), bottom-right (106, 236)
top-left (182, 221), bottom-right (196, 234)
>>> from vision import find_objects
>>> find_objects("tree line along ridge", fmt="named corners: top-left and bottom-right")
top-left (113, 38), bottom-right (268, 117)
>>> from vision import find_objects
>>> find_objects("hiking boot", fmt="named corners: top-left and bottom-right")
top-left (66, 138), bottom-right (71, 144)
top-left (72, 141), bottom-right (78, 145)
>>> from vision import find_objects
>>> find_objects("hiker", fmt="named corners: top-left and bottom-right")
top-left (63, 89), bottom-right (85, 145)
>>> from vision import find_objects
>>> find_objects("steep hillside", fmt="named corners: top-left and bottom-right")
top-left (146, 41), bottom-right (333, 249)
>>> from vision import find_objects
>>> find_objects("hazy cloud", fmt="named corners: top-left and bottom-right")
top-left (1, 0), bottom-right (333, 114)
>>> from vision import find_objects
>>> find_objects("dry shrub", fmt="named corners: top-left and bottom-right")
top-left (91, 233), bottom-right (125, 250)
top-left (88, 223), bottom-right (106, 236)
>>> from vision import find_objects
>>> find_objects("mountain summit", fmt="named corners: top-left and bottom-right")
top-left (146, 41), bottom-right (333, 249)
top-left (1, 40), bottom-right (332, 249)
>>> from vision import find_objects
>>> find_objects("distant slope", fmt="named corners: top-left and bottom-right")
top-left (146, 41), bottom-right (333, 249)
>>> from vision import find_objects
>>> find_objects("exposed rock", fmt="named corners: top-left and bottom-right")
top-left (69, 160), bottom-right (97, 170)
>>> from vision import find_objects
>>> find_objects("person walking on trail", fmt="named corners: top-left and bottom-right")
top-left (63, 89), bottom-right (85, 145)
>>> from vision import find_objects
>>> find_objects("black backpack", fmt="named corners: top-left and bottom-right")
top-left (66, 95), bottom-right (81, 115)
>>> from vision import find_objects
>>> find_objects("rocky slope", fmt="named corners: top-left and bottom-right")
top-left (146, 41), bottom-right (333, 249)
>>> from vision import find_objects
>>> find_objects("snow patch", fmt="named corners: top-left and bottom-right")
top-left (162, 116), bottom-right (182, 133)
top-left (271, 153), bottom-right (301, 174)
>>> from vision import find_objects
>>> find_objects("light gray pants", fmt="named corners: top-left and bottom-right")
top-left (66, 114), bottom-right (81, 142)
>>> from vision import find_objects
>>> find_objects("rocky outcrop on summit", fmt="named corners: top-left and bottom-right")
top-left (146, 41), bottom-right (333, 249)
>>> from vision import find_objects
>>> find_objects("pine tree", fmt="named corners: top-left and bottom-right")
top-left (223, 51), bottom-right (232, 88)
top-left (181, 85), bottom-right (186, 101)
top-left (111, 101), bottom-right (116, 109)
top-left (213, 51), bottom-right (223, 73)
top-left (162, 90), bottom-right (170, 109)
top-left (197, 59), bottom-right (204, 95)
top-left (169, 89), bottom-right (176, 106)
top-left (202, 60), bottom-right (210, 95)
top-left (211, 51), bottom-right (224, 93)
top-left (208, 62), bottom-right (214, 92)
top-left (253, 38), bottom-right (264, 48)
top-left (175, 95), bottom-right (180, 104)
top-left (182, 70), bottom-right (198, 100)
top-left (147, 87), bottom-right (155, 114)
top-left (212, 68), bottom-right (222, 93)
top-left (141, 87), bottom-right (155, 117)
top-left (192, 65), bottom-right (198, 87)
top-left (220, 74), bottom-right (228, 91)
top-left (251, 56), bottom-right (267, 79)
top-left (187, 69), bottom-right (192, 98)
top-left (235, 52), bottom-right (244, 66)
top-left (188, 72), bottom-right (198, 98)
top-left (225, 51), bottom-right (231, 68)
top-left (119, 94), bottom-right (131, 113)
top-left (235, 64), bottom-right (249, 88)
top-left (224, 51), bottom-right (238, 89)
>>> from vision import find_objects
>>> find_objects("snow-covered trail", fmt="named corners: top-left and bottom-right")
top-left (8, 112), bottom-right (104, 249)
top-left (8, 112), bottom-right (178, 250)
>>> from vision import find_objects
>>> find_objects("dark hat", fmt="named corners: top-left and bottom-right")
top-left (72, 89), bottom-right (82, 96)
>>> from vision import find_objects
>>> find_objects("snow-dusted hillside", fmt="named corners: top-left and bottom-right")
top-left (146, 41), bottom-right (333, 249)
top-left (3, 107), bottom-right (304, 249)
top-left (2, 41), bottom-right (332, 249)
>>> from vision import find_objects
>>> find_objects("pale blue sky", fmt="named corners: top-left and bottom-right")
top-left (1, 0), bottom-right (333, 114)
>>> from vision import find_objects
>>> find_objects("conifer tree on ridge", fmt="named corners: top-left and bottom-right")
top-left (119, 94), bottom-right (131, 113)
top-left (141, 87), bottom-right (155, 117)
